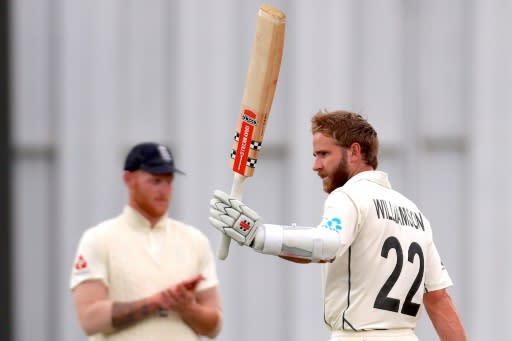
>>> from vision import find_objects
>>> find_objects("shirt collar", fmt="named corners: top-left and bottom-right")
top-left (122, 206), bottom-right (168, 230)
top-left (345, 170), bottom-right (392, 189)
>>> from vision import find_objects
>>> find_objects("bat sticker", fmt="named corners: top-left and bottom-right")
top-left (233, 109), bottom-right (257, 175)
top-left (233, 133), bottom-right (263, 150)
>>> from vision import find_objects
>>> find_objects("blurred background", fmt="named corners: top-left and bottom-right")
top-left (2, 0), bottom-right (511, 340)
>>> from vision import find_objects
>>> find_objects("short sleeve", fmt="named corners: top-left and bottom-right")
top-left (69, 227), bottom-right (109, 290)
top-left (424, 239), bottom-right (453, 292)
top-left (319, 191), bottom-right (358, 257)
top-left (195, 234), bottom-right (219, 292)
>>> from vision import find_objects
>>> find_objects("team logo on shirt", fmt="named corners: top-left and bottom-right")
top-left (322, 217), bottom-right (343, 233)
top-left (74, 255), bottom-right (88, 270)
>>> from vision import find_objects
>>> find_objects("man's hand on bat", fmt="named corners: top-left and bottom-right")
top-left (209, 190), bottom-right (261, 247)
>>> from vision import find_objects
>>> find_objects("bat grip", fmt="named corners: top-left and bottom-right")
top-left (217, 236), bottom-right (231, 260)
top-left (217, 173), bottom-right (248, 260)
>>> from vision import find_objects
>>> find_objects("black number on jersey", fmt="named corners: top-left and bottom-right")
top-left (373, 236), bottom-right (424, 317)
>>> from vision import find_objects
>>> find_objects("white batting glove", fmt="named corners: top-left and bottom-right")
top-left (209, 190), bottom-right (261, 246)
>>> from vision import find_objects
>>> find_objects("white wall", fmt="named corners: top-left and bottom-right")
top-left (10, 0), bottom-right (512, 340)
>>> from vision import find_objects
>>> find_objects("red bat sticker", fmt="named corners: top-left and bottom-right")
top-left (233, 109), bottom-right (256, 175)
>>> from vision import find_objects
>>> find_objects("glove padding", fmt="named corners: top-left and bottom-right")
top-left (209, 190), bottom-right (261, 246)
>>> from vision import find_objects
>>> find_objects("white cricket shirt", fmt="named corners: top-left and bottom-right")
top-left (320, 171), bottom-right (452, 332)
top-left (70, 206), bottom-right (219, 341)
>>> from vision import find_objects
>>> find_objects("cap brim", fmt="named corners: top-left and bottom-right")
top-left (140, 164), bottom-right (185, 175)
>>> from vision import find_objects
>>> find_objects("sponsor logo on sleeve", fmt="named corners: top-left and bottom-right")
top-left (322, 217), bottom-right (343, 233)
top-left (74, 255), bottom-right (88, 271)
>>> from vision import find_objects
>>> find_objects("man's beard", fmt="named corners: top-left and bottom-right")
top-left (137, 197), bottom-right (168, 218)
top-left (132, 183), bottom-right (169, 218)
top-left (325, 152), bottom-right (350, 193)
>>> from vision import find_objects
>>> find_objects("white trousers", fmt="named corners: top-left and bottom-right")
top-left (329, 329), bottom-right (419, 341)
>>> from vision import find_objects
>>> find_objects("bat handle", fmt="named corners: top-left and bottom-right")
top-left (218, 236), bottom-right (231, 260)
top-left (217, 173), bottom-right (248, 260)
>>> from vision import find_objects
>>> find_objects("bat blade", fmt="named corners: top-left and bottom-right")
top-left (217, 4), bottom-right (286, 260)
top-left (231, 5), bottom-right (286, 178)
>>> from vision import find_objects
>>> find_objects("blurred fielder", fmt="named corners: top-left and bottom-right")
top-left (71, 142), bottom-right (222, 341)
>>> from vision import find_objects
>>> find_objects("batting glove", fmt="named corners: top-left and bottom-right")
top-left (209, 190), bottom-right (261, 246)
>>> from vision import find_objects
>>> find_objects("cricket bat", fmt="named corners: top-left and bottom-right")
top-left (217, 4), bottom-right (286, 260)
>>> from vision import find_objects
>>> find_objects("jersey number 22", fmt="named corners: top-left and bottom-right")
top-left (373, 236), bottom-right (424, 317)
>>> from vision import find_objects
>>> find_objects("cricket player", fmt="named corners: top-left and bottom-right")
top-left (71, 142), bottom-right (222, 340)
top-left (209, 110), bottom-right (467, 340)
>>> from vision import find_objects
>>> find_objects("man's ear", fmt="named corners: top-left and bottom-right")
top-left (123, 171), bottom-right (132, 186)
top-left (349, 142), bottom-right (362, 161)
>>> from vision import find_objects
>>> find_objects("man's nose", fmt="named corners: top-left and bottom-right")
top-left (312, 158), bottom-right (322, 171)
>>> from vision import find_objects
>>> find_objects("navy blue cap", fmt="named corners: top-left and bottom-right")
top-left (124, 142), bottom-right (184, 175)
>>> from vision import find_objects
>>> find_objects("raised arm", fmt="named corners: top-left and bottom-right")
top-left (209, 190), bottom-right (342, 263)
